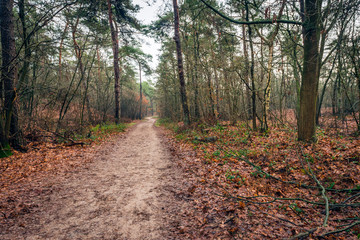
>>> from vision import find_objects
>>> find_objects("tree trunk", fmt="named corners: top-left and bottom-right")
top-left (261, 1), bottom-right (285, 131)
top-left (107, 0), bottom-right (121, 124)
top-left (18, 0), bottom-right (31, 111)
top-left (298, 0), bottom-right (322, 142)
top-left (139, 62), bottom-right (142, 120)
top-left (263, 44), bottom-right (274, 131)
top-left (358, 70), bottom-right (360, 132)
top-left (316, 57), bottom-right (336, 125)
top-left (0, 0), bottom-right (17, 156)
top-left (69, 18), bottom-right (92, 126)
top-left (172, 0), bottom-right (190, 125)
top-left (241, 20), bottom-right (251, 120)
top-left (245, 1), bottom-right (257, 130)
top-left (192, 29), bottom-right (200, 121)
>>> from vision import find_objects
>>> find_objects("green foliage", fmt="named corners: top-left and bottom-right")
top-left (289, 203), bottom-right (303, 214)
top-left (303, 153), bottom-right (315, 163)
top-left (213, 123), bottom-right (225, 132)
top-left (250, 170), bottom-right (264, 178)
top-left (213, 150), bottom-right (221, 157)
top-left (175, 133), bottom-right (186, 140)
top-left (91, 123), bottom-right (127, 135)
top-left (250, 165), bottom-right (265, 178)
top-left (225, 170), bottom-right (246, 185)
top-left (155, 118), bottom-right (172, 127)
top-left (237, 149), bottom-right (248, 157)
top-left (0, 143), bottom-right (13, 158)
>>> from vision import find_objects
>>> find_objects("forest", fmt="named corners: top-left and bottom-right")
top-left (0, 0), bottom-right (360, 239)
top-left (0, 0), bottom-right (155, 156)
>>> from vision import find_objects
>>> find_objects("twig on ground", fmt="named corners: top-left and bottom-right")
top-left (217, 144), bottom-right (360, 193)
top-left (321, 221), bottom-right (360, 237)
top-left (342, 192), bottom-right (360, 204)
top-left (248, 208), bottom-right (305, 228)
top-left (306, 161), bottom-right (329, 226)
top-left (286, 228), bottom-right (317, 240)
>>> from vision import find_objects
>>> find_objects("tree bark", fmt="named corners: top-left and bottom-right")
top-left (107, 0), bottom-right (121, 124)
top-left (261, 0), bottom-right (285, 131)
top-left (18, 0), bottom-right (31, 110)
top-left (241, 18), bottom-right (251, 120)
top-left (298, 0), bottom-right (322, 142)
top-left (192, 28), bottom-right (200, 121)
top-left (0, 0), bottom-right (17, 155)
top-left (139, 62), bottom-right (142, 120)
top-left (172, 0), bottom-right (190, 125)
top-left (245, 1), bottom-right (257, 130)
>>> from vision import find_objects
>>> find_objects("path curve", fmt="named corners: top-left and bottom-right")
top-left (1, 118), bottom-right (184, 239)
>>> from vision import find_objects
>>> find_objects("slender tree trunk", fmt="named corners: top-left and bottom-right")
top-left (56, 22), bottom-right (69, 132)
top-left (241, 19), bottom-right (251, 120)
top-left (139, 62), bottom-right (142, 119)
top-left (263, 44), bottom-right (274, 131)
top-left (18, 0), bottom-right (31, 110)
top-left (59, 21), bottom-right (68, 86)
top-left (192, 29), bottom-right (200, 121)
top-left (207, 40), bottom-right (217, 122)
top-left (245, 1), bottom-right (257, 130)
top-left (350, 43), bottom-right (360, 132)
top-left (172, 0), bottom-right (190, 125)
top-left (0, 0), bottom-right (18, 155)
top-left (29, 47), bottom-right (38, 126)
top-left (358, 72), bottom-right (360, 132)
top-left (80, 51), bottom-right (96, 128)
top-left (332, 76), bottom-right (339, 116)
top-left (69, 19), bottom-right (92, 126)
top-left (298, 0), bottom-right (322, 142)
top-left (56, 61), bottom-right (82, 131)
top-left (316, 57), bottom-right (336, 125)
top-left (291, 48), bottom-right (301, 120)
top-left (279, 54), bottom-right (285, 122)
top-left (107, 0), bottom-right (121, 124)
top-left (262, 2), bottom-right (285, 130)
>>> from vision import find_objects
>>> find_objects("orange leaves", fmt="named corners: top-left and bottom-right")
top-left (164, 119), bottom-right (360, 238)
top-left (238, 201), bottom-right (246, 209)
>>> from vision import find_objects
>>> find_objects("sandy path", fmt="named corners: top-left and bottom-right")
top-left (1, 118), bottom-right (184, 239)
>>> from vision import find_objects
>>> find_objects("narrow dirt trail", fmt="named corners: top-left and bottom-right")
top-left (1, 118), bottom-right (185, 239)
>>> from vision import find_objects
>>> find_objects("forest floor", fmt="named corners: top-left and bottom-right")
top-left (160, 116), bottom-right (360, 239)
top-left (1, 116), bottom-right (359, 239)
top-left (0, 117), bottom-right (192, 239)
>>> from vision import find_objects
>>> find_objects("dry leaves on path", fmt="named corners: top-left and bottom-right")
top-left (0, 124), bottom-right (134, 228)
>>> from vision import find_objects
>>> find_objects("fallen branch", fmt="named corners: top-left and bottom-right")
top-left (248, 208), bottom-right (305, 228)
top-left (286, 228), bottom-right (317, 240)
top-left (217, 144), bottom-right (360, 193)
top-left (195, 136), bottom-right (217, 142)
top-left (321, 221), bottom-right (360, 237)
top-left (307, 160), bottom-right (329, 226)
top-left (65, 142), bottom-right (85, 147)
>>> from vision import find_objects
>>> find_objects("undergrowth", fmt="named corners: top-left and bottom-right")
top-left (158, 118), bottom-right (360, 239)
top-left (55, 122), bottom-right (132, 144)
top-left (88, 123), bottom-right (131, 141)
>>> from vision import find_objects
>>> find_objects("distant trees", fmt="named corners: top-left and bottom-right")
top-left (154, 0), bottom-right (360, 141)
top-left (0, 0), bottom-right (154, 155)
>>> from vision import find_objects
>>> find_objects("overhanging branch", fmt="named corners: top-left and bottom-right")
top-left (199, 0), bottom-right (302, 26)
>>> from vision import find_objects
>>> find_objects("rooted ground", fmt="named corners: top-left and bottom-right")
top-left (0, 118), bottom-right (188, 239)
